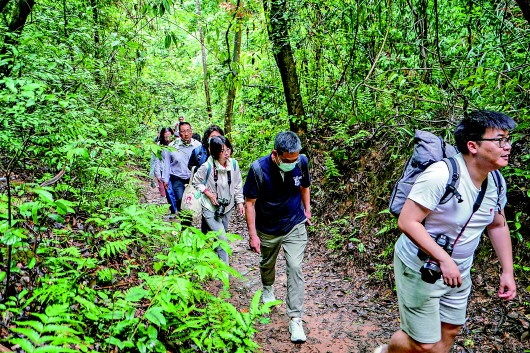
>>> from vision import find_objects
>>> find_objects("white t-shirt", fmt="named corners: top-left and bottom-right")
top-left (395, 153), bottom-right (507, 277)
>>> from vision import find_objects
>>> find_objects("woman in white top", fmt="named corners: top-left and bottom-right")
top-left (150, 127), bottom-right (178, 214)
top-left (192, 136), bottom-right (244, 264)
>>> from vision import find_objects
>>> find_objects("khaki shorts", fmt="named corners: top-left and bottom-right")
top-left (394, 252), bottom-right (472, 344)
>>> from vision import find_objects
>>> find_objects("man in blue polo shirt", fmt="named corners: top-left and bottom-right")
top-left (244, 131), bottom-right (311, 343)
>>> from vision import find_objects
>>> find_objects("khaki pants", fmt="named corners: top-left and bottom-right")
top-left (258, 222), bottom-right (307, 318)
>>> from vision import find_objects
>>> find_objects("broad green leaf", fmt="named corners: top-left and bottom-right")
top-left (21, 83), bottom-right (43, 91)
top-left (42, 324), bottom-right (81, 335)
top-left (10, 327), bottom-right (40, 343)
top-left (147, 325), bottom-right (158, 339)
top-left (34, 189), bottom-right (54, 204)
top-left (9, 338), bottom-right (34, 352)
top-left (4, 78), bottom-right (17, 93)
top-left (144, 307), bottom-right (166, 327)
top-left (16, 320), bottom-right (44, 333)
top-left (125, 287), bottom-right (149, 302)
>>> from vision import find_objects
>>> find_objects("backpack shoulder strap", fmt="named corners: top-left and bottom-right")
top-left (491, 169), bottom-right (504, 213)
top-left (202, 161), bottom-right (212, 186)
top-left (232, 158), bottom-right (237, 170)
top-left (297, 156), bottom-right (305, 178)
top-left (251, 160), bottom-right (264, 193)
top-left (440, 157), bottom-right (463, 204)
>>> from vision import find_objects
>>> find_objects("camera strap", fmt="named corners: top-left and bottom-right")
top-left (213, 162), bottom-right (232, 195)
top-left (451, 176), bottom-right (488, 248)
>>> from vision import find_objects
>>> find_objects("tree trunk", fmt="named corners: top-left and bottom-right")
top-left (224, 7), bottom-right (243, 137)
top-left (515, 0), bottom-right (530, 24)
top-left (466, 0), bottom-right (473, 53)
top-left (196, 0), bottom-right (213, 119)
top-left (1, 0), bottom-right (35, 77)
top-left (89, 0), bottom-right (101, 84)
top-left (263, 0), bottom-right (306, 135)
top-left (6, 0), bottom-right (35, 38)
top-left (407, 0), bottom-right (430, 82)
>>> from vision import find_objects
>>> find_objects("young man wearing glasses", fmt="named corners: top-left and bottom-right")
top-left (375, 110), bottom-right (517, 353)
top-left (244, 131), bottom-right (311, 343)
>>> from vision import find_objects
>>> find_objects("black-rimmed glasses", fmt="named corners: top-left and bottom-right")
top-left (477, 136), bottom-right (512, 148)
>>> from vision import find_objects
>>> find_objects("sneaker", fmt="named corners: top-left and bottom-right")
top-left (261, 285), bottom-right (276, 304)
top-left (289, 318), bottom-right (306, 343)
top-left (373, 344), bottom-right (388, 353)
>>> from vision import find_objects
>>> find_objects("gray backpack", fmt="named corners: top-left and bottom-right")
top-left (389, 130), bottom-right (503, 217)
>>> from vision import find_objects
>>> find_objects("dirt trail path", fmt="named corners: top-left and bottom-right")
top-left (224, 216), bottom-right (396, 353)
top-left (143, 183), bottom-right (528, 353)
top-left (144, 185), bottom-right (396, 353)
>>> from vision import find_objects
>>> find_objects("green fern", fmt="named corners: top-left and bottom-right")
top-left (96, 267), bottom-right (120, 282)
top-left (324, 155), bottom-right (342, 178)
top-left (8, 304), bottom-right (91, 353)
top-left (99, 239), bottom-right (133, 258)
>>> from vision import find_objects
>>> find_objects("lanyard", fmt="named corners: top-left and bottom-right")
top-left (213, 162), bottom-right (231, 194)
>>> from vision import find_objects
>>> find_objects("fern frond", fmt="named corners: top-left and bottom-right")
top-left (99, 239), bottom-right (133, 258)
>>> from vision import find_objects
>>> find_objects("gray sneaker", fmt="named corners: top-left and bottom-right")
top-left (289, 318), bottom-right (306, 343)
top-left (261, 285), bottom-right (276, 304)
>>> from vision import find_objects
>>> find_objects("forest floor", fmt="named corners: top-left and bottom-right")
top-left (143, 183), bottom-right (528, 353)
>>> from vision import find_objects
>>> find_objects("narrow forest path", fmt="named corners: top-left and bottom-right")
top-left (143, 182), bottom-right (397, 353)
top-left (224, 217), bottom-right (397, 353)
top-left (142, 181), bottom-right (528, 353)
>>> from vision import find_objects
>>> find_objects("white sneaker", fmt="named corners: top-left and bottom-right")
top-left (373, 344), bottom-right (388, 353)
top-left (261, 285), bottom-right (276, 304)
top-left (289, 318), bottom-right (306, 343)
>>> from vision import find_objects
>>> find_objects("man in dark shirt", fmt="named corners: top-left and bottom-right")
top-left (243, 131), bottom-right (311, 343)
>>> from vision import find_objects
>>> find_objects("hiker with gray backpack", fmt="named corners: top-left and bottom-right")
top-left (375, 110), bottom-right (517, 353)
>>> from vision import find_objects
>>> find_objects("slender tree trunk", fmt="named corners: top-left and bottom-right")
top-left (0, 0), bottom-right (35, 77)
top-left (515, 0), bottom-right (530, 23)
top-left (263, 0), bottom-right (306, 135)
top-left (407, 0), bottom-right (430, 82)
top-left (6, 0), bottom-right (35, 40)
top-left (196, 0), bottom-right (213, 119)
top-left (312, 3), bottom-right (322, 101)
top-left (417, 0), bottom-right (428, 69)
top-left (466, 0), bottom-right (473, 53)
top-left (224, 8), bottom-right (243, 137)
top-left (89, 0), bottom-right (101, 84)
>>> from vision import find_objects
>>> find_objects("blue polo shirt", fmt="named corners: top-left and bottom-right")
top-left (243, 154), bottom-right (311, 235)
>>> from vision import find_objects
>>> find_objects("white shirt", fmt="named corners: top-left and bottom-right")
top-left (192, 157), bottom-right (244, 212)
top-left (395, 153), bottom-right (507, 277)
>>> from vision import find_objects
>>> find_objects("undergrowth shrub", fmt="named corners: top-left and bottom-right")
top-left (1, 183), bottom-right (269, 352)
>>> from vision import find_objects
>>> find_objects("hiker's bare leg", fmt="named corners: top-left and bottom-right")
top-left (430, 323), bottom-right (462, 353)
top-left (385, 323), bottom-right (461, 353)
top-left (387, 330), bottom-right (434, 353)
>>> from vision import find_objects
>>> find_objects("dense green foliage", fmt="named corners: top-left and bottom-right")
top-left (1, 0), bottom-right (529, 351)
